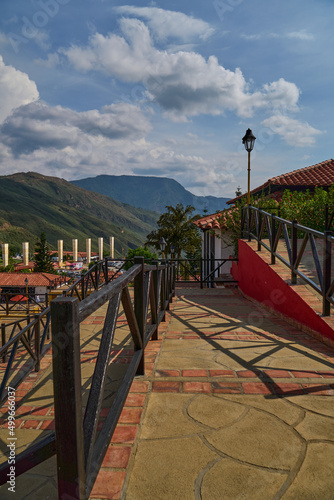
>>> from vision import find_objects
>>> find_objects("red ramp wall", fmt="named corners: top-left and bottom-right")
top-left (232, 239), bottom-right (334, 344)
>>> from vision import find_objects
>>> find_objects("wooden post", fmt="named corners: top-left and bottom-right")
top-left (104, 257), bottom-right (109, 284)
top-left (323, 231), bottom-right (332, 316)
top-left (160, 263), bottom-right (166, 321)
top-left (51, 296), bottom-right (86, 499)
top-left (291, 220), bottom-right (298, 284)
top-left (1, 323), bottom-right (6, 363)
top-left (34, 315), bottom-right (40, 372)
top-left (27, 315), bottom-right (31, 343)
top-left (134, 257), bottom-right (145, 375)
top-left (81, 277), bottom-right (85, 301)
top-left (151, 260), bottom-right (159, 340)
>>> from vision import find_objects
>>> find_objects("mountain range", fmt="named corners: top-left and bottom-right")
top-left (71, 175), bottom-right (229, 214)
top-left (0, 172), bottom-right (159, 257)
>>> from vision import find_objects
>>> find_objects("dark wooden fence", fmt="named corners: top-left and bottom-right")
top-left (242, 206), bottom-right (334, 316)
top-left (0, 309), bottom-right (51, 403)
top-left (0, 257), bottom-right (175, 498)
top-left (0, 292), bottom-right (49, 315)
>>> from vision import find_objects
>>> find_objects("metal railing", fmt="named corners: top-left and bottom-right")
top-left (242, 206), bottom-right (334, 316)
top-left (174, 258), bottom-right (238, 288)
top-left (0, 257), bottom-right (175, 498)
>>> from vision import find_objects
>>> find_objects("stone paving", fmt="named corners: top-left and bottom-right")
top-left (0, 284), bottom-right (334, 499)
top-left (124, 287), bottom-right (334, 500)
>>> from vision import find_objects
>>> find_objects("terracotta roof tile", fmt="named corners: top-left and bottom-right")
top-left (0, 273), bottom-right (63, 287)
top-left (227, 159), bottom-right (334, 204)
top-left (194, 210), bottom-right (234, 230)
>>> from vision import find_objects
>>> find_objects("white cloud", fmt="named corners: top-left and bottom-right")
top-left (35, 52), bottom-right (60, 67)
top-left (286, 30), bottom-right (315, 41)
top-left (1, 101), bottom-right (152, 155)
top-left (0, 56), bottom-right (39, 123)
top-left (241, 29), bottom-right (315, 42)
top-left (0, 98), bottom-right (236, 196)
top-left (114, 5), bottom-right (214, 42)
top-left (60, 19), bottom-right (300, 121)
top-left (261, 115), bottom-right (323, 147)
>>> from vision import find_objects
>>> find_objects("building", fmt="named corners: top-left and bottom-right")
top-left (195, 159), bottom-right (334, 281)
top-left (227, 158), bottom-right (334, 205)
top-left (0, 272), bottom-right (67, 298)
top-left (194, 211), bottom-right (235, 282)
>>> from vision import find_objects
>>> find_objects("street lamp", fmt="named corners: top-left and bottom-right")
top-left (170, 244), bottom-right (175, 260)
top-left (24, 277), bottom-right (29, 313)
top-left (159, 237), bottom-right (166, 260)
top-left (242, 128), bottom-right (256, 205)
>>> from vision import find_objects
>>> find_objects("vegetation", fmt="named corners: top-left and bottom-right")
top-left (0, 172), bottom-right (159, 257)
top-left (218, 186), bottom-right (334, 255)
top-left (145, 203), bottom-right (201, 258)
top-left (72, 175), bottom-right (229, 214)
top-left (34, 232), bottom-right (55, 273)
top-left (123, 247), bottom-right (158, 270)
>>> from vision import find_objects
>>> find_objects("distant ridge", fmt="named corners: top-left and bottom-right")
top-left (71, 175), bottom-right (229, 214)
top-left (0, 172), bottom-right (158, 257)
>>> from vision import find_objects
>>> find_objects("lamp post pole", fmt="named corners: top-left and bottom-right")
top-left (159, 237), bottom-right (166, 261)
top-left (242, 128), bottom-right (256, 205)
top-left (170, 245), bottom-right (175, 261)
top-left (247, 150), bottom-right (251, 205)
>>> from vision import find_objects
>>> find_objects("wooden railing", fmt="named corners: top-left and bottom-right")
top-left (0, 292), bottom-right (49, 315)
top-left (64, 258), bottom-right (129, 301)
top-left (0, 309), bottom-right (51, 403)
top-left (0, 257), bottom-right (175, 498)
top-left (242, 206), bottom-right (334, 316)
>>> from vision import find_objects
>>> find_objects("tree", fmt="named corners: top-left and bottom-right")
top-left (123, 247), bottom-right (157, 270)
top-left (34, 232), bottom-right (55, 273)
top-left (145, 203), bottom-right (201, 258)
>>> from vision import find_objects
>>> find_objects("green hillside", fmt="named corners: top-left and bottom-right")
top-left (71, 175), bottom-right (229, 214)
top-left (0, 172), bottom-right (159, 257)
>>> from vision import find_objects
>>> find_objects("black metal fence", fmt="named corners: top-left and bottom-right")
top-left (242, 206), bottom-right (334, 316)
top-left (0, 257), bottom-right (175, 498)
top-left (174, 258), bottom-right (238, 288)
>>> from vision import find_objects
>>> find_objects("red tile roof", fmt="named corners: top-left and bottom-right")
top-left (227, 159), bottom-right (334, 205)
top-left (194, 210), bottom-right (236, 230)
top-left (0, 273), bottom-right (63, 288)
top-left (194, 213), bottom-right (222, 230)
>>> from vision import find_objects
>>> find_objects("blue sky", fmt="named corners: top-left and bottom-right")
top-left (0, 0), bottom-right (333, 198)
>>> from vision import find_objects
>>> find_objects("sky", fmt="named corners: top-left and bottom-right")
top-left (0, 0), bottom-right (333, 199)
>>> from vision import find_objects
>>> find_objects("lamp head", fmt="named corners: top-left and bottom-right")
top-left (159, 237), bottom-right (166, 252)
top-left (242, 128), bottom-right (256, 152)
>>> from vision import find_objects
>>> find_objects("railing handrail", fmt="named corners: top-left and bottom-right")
top-left (242, 205), bottom-right (334, 316)
top-left (0, 257), bottom-right (176, 498)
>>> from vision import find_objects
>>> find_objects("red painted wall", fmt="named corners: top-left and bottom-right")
top-left (234, 239), bottom-right (334, 342)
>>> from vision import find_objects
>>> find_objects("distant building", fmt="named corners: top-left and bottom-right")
top-left (0, 272), bottom-right (67, 297)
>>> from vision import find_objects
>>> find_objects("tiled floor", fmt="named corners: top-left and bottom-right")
top-left (1, 277), bottom-right (334, 498)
